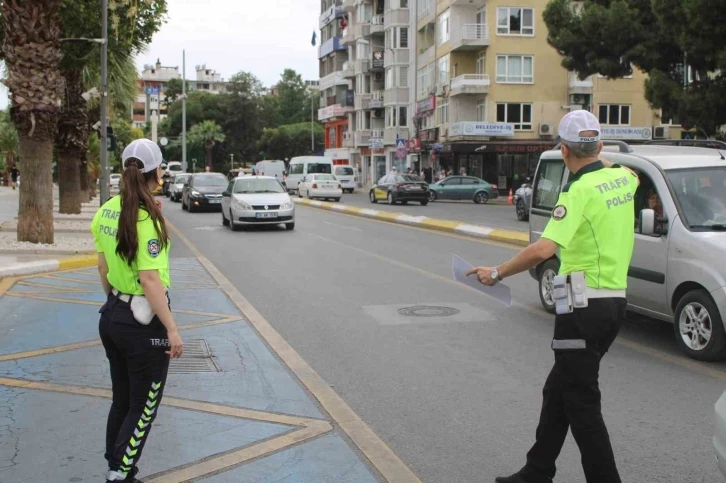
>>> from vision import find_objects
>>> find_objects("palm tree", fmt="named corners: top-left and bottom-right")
top-left (189, 120), bottom-right (225, 169)
top-left (1, 0), bottom-right (64, 244)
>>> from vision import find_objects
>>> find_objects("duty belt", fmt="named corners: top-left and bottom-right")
top-left (586, 288), bottom-right (626, 299)
top-left (111, 288), bottom-right (133, 303)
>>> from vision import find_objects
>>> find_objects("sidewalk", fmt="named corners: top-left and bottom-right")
top-left (0, 257), bottom-right (386, 482)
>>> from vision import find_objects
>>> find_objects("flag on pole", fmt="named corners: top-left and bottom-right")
top-left (311, 31), bottom-right (317, 46)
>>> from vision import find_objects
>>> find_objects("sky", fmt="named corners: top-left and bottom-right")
top-left (0, 0), bottom-right (321, 109)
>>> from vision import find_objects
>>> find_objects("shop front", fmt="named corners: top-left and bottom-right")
top-left (443, 141), bottom-right (557, 194)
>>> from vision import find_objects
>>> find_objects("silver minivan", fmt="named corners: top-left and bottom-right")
top-left (529, 142), bottom-right (726, 361)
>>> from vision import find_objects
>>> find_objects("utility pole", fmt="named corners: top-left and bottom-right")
top-left (230, 153), bottom-right (234, 172)
top-left (182, 49), bottom-right (188, 172)
top-left (99, 0), bottom-right (110, 204)
top-left (311, 94), bottom-right (315, 153)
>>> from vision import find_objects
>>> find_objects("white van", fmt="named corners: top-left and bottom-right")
top-left (286, 156), bottom-right (334, 194)
top-left (529, 141), bottom-right (726, 361)
top-left (333, 165), bottom-right (357, 193)
top-left (255, 160), bottom-right (286, 181)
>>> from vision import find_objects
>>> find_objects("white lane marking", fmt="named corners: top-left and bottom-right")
top-left (323, 221), bottom-right (363, 232)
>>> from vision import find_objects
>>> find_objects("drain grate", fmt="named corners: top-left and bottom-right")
top-left (397, 305), bottom-right (461, 318)
top-left (168, 339), bottom-right (219, 374)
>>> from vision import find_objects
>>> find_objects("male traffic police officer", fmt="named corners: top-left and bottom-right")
top-left (467, 110), bottom-right (639, 483)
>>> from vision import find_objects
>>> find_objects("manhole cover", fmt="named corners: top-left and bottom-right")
top-left (397, 305), bottom-right (461, 318)
top-left (168, 338), bottom-right (219, 374)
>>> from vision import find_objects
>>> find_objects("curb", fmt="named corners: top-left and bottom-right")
top-left (294, 199), bottom-right (529, 247)
top-left (0, 253), bottom-right (97, 279)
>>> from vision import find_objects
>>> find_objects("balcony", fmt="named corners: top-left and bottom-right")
top-left (384, 87), bottom-right (409, 106)
top-left (342, 61), bottom-right (355, 79)
top-left (355, 58), bottom-right (370, 75)
top-left (384, 127), bottom-right (409, 145)
top-left (341, 27), bottom-right (356, 45)
top-left (370, 15), bottom-right (384, 35)
top-left (451, 0), bottom-right (486, 5)
top-left (384, 48), bottom-right (409, 68)
top-left (343, 131), bottom-right (354, 148)
top-left (319, 3), bottom-right (345, 29)
top-left (449, 74), bottom-right (490, 97)
top-left (342, 0), bottom-right (355, 13)
top-left (355, 93), bottom-right (371, 110)
top-left (384, 8), bottom-right (409, 28)
top-left (451, 24), bottom-right (490, 51)
top-left (569, 72), bottom-right (594, 94)
top-left (417, 2), bottom-right (434, 24)
top-left (318, 104), bottom-right (352, 121)
top-left (318, 36), bottom-right (346, 59)
top-left (448, 121), bottom-right (515, 138)
top-left (319, 71), bottom-right (349, 91)
top-left (355, 130), bottom-right (371, 147)
top-left (418, 45), bottom-right (435, 66)
top-left (369, 91), bottom-right (384, 109)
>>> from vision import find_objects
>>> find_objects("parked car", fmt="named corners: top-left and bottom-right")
top-left (169, 173), bottom-right (191, 202)
top-left (370, 174), bottom-right (429, 205)
top-left (109, 173), bottom-right (121, 191)
top-left (221, 176), bottom-right (294, 231)
top-left (428, 175), bottom-right (497, 204)
top-left (298, 173), bottom-right (342, 201)
top-left (181, 172), bottom-right (228, 212)
top-left (286, 156), bottom-right (334, 194)
top-left (333, 165), bottom-right (357, 193)
top-left (513, 177), bottom-right (533, 221)
top-left (529, 141), bottom-right (726, 361)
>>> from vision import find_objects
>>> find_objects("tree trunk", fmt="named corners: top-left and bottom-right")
top-left (56, 69), bottom-right (87, 214)
top-left (16, 131), bottom-right (55, 244)
top-left (206, 146), bottom-right (213, 168)
top-left (79, 158), bottom-right (90, 202)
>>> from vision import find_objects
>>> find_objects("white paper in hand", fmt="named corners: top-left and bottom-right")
top-left (452, 254), bottom-right (512, 307)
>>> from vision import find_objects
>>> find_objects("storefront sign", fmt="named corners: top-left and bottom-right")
top-left (601, 126), bottom-right (653, 140)
top-left (320, 6), bottom-right (344, 28)
top-left (448, 122), bottom-right (515, 137)
top-left (370, 138), bottom-right (384, 150)
top-left (416, 95), bottom-right (436, 114)
top-left (407, 138), bottom-right (421, 152)
top-left (493, 143), bottom-right (554, 153)
top-left (369, 98), bottom-right (383, 109)
top-left (371, 51), bottom-right (384, 71)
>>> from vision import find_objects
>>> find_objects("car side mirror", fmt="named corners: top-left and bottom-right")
top-left (183, 183), bottom-right (189, 188)
top-left (222, 191), bottom-right (230, 197)
top-left (639, 209), bottom-right (656, 236)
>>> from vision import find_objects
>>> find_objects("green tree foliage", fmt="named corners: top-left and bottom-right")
top-left (189, 120), bottom-right (225, 168)
top-left (164, 77), bottom-right (183, 107)
top-left (273, 69), bottom-right (308, 125)
top-left (257, 123), bottom-right (324, 161)
top-left (0, 110), bottom-right (19, 171)
top-left (543, 0), bottom-right (726, 135)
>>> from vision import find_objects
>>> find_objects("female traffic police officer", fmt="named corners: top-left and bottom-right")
top-left (467, 110), bottom-right (639, 483)
top-left (91, 138), bottom-right (184, 483)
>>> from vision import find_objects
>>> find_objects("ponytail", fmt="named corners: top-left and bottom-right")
top-left (116, 158), bottom-right (170, 265)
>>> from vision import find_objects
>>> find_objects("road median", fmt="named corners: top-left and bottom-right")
top-left (0, 253), bottom-right (97, 279)
top-left (295, 198), bottom-right (529, 247)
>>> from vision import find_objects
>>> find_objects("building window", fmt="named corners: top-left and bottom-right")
top-left (418, 63), bottom-right (435, 98)
top-left (386, 27), bottom-right (409, 49)
top-left (385, 67), bottom-right (408, 89)
top-left (477, 100), bottom-right (486, 122)
top-left (496, 102), bottom-right (533, 130)
top-left (438, 101), bottom-right (449, 125)
top-left (496, 7), bottom-right (535, 36)
top-left (420, 114), bottom-right (434, 130)
top-left (385, 68), bottom-right (394, 89)
top-left (437, 9), bottom-right (450, 45)
top-left (385, 106), bottom-right (408, 128)
top-left (598, 104), bottom-right (631, 125)
top-left (661, 108), bottom-right (680, 126)
top-left (496, 55), bottom-right (534, 84)
top-left (476, 51), bottom-right (486, 75)
top-left (438, 54), bottom-right (450, 86)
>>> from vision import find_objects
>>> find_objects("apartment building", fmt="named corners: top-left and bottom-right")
top-left (413, 0), bottom-right (684, 193)
top-left (132, 60), bottom-right (228, 128)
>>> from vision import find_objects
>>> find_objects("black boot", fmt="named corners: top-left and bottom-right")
top-left (495, 472), bottom-right (551, 483)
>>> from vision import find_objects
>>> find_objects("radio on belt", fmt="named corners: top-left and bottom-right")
top-left (553, 271), bottom-right (588, 315)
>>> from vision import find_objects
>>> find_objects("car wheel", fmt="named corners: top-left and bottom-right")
top-left (474, 191), bottom-right (489, 204)
top-left (230, 210), bottom-right (241, 231)
top-left (674, 289), bottom-right (726, 361)
top-left (420, 200), bottom-right (428, 206)
top-left (181, 197), bottom-right (188, 210)
top-left (369, 191), bottom-right (377, 204)
top-left (286, 222), bottom-right (295, 230)
top-left (429, 191), bottom-right (437, 202)
top-left (516, 199), bottom-right (529, 221)
top-left (334, 198), bottom-right (341, 202)
top-left (222, 210), bottom-right (230, 226)
top-left (401, 200), bottom-right (408, 205)
top-left (188, 201), bottom-right (195, 213)
top-left (538, 259), bottom-right (560, 314)
top-left (306, 190), bottom-right (312, 200)
top-left (387, 192), bottom-right (395, 205)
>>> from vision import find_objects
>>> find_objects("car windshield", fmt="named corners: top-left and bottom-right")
top-left (193, 175), bottom-right (228, 187)
top-left (308, 163), bottom-right (332, 174)
top-left (174, 175), bottom-right (190, 184)
top-left (313, 174), bottom-right (336, 181)
top-left (335, 166), bottom-right (354, 176)
top-left (667, 167), bottom-right (726, 230)
top-left (397, 175), bottom-right (422, 182)
top-left (168, 165), bottom-right (182, 172)
top-left (234, 178), bottom-right (285, 194)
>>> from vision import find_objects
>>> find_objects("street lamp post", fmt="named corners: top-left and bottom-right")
top-left (182, 49), bottom-right (187, 172)
top-left (99, 0), bottom-right (110, 204)
top-left (230, 153), bottom-right (234, 172)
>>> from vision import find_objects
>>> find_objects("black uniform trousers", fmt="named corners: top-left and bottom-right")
top-left (520, 297), bottom-right (626, 483)
top-left (99, 292), bottom-right (170, 477)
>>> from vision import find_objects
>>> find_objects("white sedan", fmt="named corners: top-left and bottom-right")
top-left (298, 174), bottom-right (342, 202)
top-left (221, 176), bottom-right (295, 231)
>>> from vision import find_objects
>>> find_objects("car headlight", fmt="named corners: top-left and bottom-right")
top-left (191, 190), bottom-right (201, 197)
top-left (281, 201), bottom-right (293, 210)
top-left (233, 199), bottom-right (252, 210)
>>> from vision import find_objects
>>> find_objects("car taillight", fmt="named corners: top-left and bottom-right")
top-left (396, 183), bottom-right (403, 188)
top-left (492, 185), bottom-right (498, 189)
top-left (312, 183), bottom-right (318, 189)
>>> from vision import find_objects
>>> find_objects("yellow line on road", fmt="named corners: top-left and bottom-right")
top-left (167, 220), bottom-right (420, 483)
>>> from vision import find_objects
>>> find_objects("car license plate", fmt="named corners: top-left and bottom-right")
top-left (256, 212), bottom-right (278, 219)
top-left (209, 199), bottom-right (221, 204)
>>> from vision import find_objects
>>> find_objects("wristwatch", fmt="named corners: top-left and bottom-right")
top-left (490, 267), bottom-right (500, 284)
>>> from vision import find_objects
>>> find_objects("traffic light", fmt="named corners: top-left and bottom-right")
top-left (106, 125), bottom-right (116, 151)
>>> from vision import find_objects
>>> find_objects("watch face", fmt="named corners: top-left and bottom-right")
top-left (491, 269), bottom-right (498, 280)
